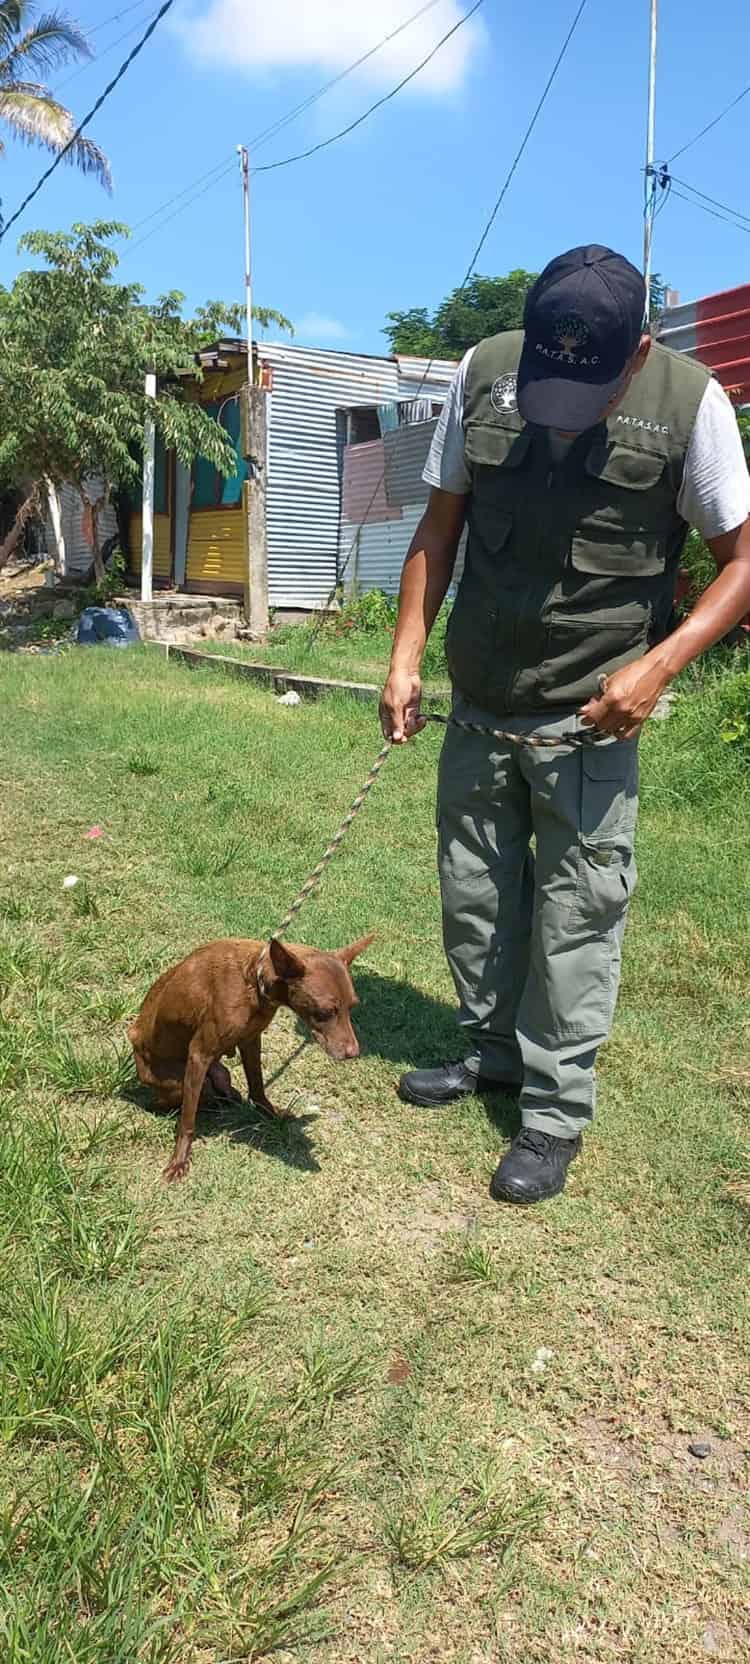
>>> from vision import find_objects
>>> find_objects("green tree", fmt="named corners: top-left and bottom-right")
top-left (386, 269), bottom-right (672, 358)
top-left (0, 2), bottom-right (110, 199)
top-left (191, 298), bottom-right (294, 345)
top-left (384, 271), bottom-right (538, 358)
top-left (0, 221), bottom-right (237, 579)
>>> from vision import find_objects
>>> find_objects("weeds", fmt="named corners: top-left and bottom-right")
top-left (445, 1234), bottom-right (498, 1287)
top-left (384, 1473), bottom-right (543, 1572)
top-left (128, 747), bottom-right (160, 777)
top-left (296, 1330), bottom-right (372, 1424)
top-left (182, 836), bottom-right (242, 879)
top-left (50, 1186), bottom-right (146, 1281)
top-left (45, 1037), bottom-right (135, 1097)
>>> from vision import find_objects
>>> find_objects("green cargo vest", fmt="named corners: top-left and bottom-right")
top-left (445, 330), bottom-right (710, 714)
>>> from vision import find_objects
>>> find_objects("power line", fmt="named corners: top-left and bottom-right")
top-left (458, 0), bottom-right (589, 277)
top-left (254, 0), bottom-right (485, 175)
top-left (121, 0), bottom-right (449, 252)
top-left (55, 8), bottom-right (157, 94)
top-left (669, 173), bottom-right (750, 231)
top-left (668, 80), bottom-right (750, 165)
top-left (670, 186), bottom-right (750, 238)
top-left (125, 0), bottom-right (474, 257)
top-left (88, 0), bottom-right (154, 36)
top-left (320, 0), bottom-right (591, 619)
top-left (249, 0), bottom-right (445, 152)
top-left (127, 159), bottom-right (237, 254)
top-left (130, 153), bottom-right (236, 235)
top-left (0, 0), bottom-right (177, 243)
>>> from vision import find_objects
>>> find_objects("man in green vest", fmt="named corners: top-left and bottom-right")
top-left (380, 245), bottom-right (750, 1205)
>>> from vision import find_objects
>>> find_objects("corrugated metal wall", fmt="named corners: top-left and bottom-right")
top-left (49, 481), bottom-right (119, 579)
top-left (259, 343), bottom-right (399, 608)
top-left (384, 419), bottom-right (439, 506)
top-left (339, 417), bottom-right (465, 598)
top-left (658, 284), bottom-right (750, 401)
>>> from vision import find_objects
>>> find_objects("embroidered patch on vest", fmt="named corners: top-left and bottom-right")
top-left (615, 413), bottom-right (671, 435)
top-left (490, 374), bottom-right (518, 414)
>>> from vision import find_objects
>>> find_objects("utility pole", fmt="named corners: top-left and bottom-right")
top-left (643, 0), bottom-right (658, 324)
top-left (238, 144), bottom-right (269, 638)
top-left (141, 369), bottom-right (156, 604)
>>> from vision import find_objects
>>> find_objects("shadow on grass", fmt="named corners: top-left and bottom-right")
top-left (121, 967), bottom-right (521, 1170)
top-left (121, 1080), bottom-right (321, 1173)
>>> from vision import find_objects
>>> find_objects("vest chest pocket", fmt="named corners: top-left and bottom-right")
top-left (572, 444), bottom-right (670, 578)
top-left (467, 425), bottom-right (532, 556)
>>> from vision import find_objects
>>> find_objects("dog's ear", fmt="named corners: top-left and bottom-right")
top-left (268, 939), bottom-right (306, 981)
top-left (335, 932), bottom-right (375, 967)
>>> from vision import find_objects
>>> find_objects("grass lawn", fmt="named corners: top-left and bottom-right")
top-left (198, 603), bottom-right (450, 696)
top-left (1, 643), bottom-right (749, 1663)
top-left (199, 624), bottom-right (401, 688)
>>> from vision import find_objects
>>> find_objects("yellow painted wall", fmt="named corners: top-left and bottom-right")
top-left (186, 501), bottom-right (246, 588)
top-left (129, 513), bottom-right (172, 580)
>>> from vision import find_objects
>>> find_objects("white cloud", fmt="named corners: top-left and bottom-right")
top-left (178, 0), bottom-right (484, 94)
top-left (295, 311), bottom-right (350, 343)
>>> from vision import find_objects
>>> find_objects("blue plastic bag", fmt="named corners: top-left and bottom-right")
top-left (76, 606), bottom-right (140, 648)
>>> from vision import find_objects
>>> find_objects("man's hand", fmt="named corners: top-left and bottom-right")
top-left (380, 666), bottom-right (425, 743)
top-left (579, 654), bottom-right (670, 741)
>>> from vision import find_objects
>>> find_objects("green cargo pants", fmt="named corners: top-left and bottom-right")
top-left (437, 694), bottom-right (639, 1138)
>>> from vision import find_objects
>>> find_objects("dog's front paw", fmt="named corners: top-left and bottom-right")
top-left (163, 1141), bottom-right (192, 1183)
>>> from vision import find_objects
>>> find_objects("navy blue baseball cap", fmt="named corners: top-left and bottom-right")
top-left (516, 245), bottom-right (647, 432)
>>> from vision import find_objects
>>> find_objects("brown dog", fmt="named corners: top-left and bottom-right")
top-left (128, 934), bottom-right (373, 1182)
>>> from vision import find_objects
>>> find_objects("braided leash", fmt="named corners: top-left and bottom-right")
top-left (266, 710), bottom-right (606, 947)
top-left (270, 740), bottom-right (393, 943)
top-left (422, 712), bottom-right (604, 751)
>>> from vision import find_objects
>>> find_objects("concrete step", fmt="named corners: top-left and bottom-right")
top-left (119, 593), bottom-right (244, 643)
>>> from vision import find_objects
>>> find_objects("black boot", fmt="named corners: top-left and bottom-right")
top-left (398, 1060), bottom-right (521, 1108)
top-left (490, 1127), bottom-right (581, 1204)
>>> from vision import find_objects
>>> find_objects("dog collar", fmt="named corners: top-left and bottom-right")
top-left (256, 948), bottom-right (281, 1006)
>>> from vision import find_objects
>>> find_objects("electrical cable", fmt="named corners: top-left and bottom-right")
top-left (668, 80), bottom-right (750, 166)
top-left (668, 173), bottom-right (750, 230)
top-left (122, 0), bottom-right (453, 250)
top-left (314, 0), bottom-right (591, 624)
top-left (253, 0), bottom-right (485, 175)
top-left (669, 186), bottom-right (750, 237)
top-left (0, 0), bottom-right (177, 242)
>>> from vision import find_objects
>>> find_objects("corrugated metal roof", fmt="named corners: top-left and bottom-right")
top-left (384, 420), bottom-right (437, 508)
top-left (396, 355), bottom-right (458, 399)
top-left (259, 342), bottom-right (399, 608)
top-left (658, 284), bottom-right (750, 401)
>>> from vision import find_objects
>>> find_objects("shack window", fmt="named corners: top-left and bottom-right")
top-left (191, 397), bottom-right (247, 509)
top-left (347, 407), bottom-right (381, 446)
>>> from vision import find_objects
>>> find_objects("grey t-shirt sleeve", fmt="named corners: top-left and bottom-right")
top-left (677, 377), bottom-right (750, 538)
top-left (423, 350), bottom-right (750, 537)
top-left (422, 347), bottom-right (475, 494)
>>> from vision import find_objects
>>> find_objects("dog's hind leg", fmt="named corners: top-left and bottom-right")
top-left (163, 1038), bottom-right (211, 1183)
top-left (206, 1060), bottom-right (242, 1103)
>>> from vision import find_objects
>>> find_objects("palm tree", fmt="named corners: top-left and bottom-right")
top-left (0, 1), bottom-right (110, 190)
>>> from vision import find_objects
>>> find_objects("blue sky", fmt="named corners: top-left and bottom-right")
top-left (1, 0), bottom-right (749, 354)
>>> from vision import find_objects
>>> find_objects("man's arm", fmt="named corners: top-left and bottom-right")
top-left (380, 487), bottom-right (466, 743)
top-left (580, 517), bottom-right (750, 739)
